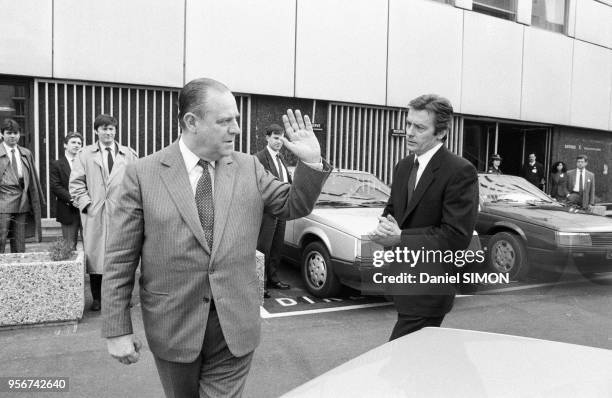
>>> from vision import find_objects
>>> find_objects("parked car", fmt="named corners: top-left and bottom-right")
top-left (282, 170), bottom-right (480, 298)
top-left (282, 170), bottom-right (388, 297)
top-left (477, 174), bottom-right (612, 280)
top-left (281, 327), bottom-right (612, 398)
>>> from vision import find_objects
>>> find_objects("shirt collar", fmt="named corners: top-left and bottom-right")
top-left (3, 142), bottom-right (19, 154)
top-left (98, 141), bottom-right (117, 153)
top-left (415, 142), bottom-right (443, 168)
top-left (179, 137), bottom-right (216, 173)
top-left (266, 145), bottom-right (280, 159)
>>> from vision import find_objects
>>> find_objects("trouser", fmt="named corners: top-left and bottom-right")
top-left (61, 218), bottom-right (82, 250)
top-left (0, 213), bottom-right (27, 253)
top-left (258, 215), bottom-right (286, 284)
top-left (89, 274), bottom-right (102, 302)
top-left (389, 313), bottom-right (445, 341)
top-left (154, 308), bottom-right (254, 398)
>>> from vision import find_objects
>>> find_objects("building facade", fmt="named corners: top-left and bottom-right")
top-left (0, 0), bottom-right (611, 219)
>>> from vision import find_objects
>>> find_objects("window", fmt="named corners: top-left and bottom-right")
top-left (472, 0), bottom-right (517, 21)
top-left (531, 0), bottom-right (567, 33)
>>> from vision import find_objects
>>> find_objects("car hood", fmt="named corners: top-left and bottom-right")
top-left (308, 207), bottom-right (383, 238)
top-left (483, 204), bottom-right (612, 232)
top-left (281, 328), bottom-right (612, 398)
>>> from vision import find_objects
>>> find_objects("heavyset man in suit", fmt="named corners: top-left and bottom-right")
top-left (566, 155), bottom-right (595, 209)
top-left (369, 94), bottom-right (479, 340)
top-left (0, 118), bottom-right (45, 253)
top-left (50, 132), bottom-right (83, 250)
top-left (256, 123), bottom-right (293, 298)
top-left (70, 114), bottom-right (139, 312)
top-left (102, 77), bottom-right (330, 398)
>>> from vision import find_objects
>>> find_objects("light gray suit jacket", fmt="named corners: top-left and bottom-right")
top-left (101, 141), bottom-right (330, 362)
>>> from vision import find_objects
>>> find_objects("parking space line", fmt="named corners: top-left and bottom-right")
top-left (474, 274), bottom-right (612, 294)
top-left (260, 302), bottom-right (393, 318)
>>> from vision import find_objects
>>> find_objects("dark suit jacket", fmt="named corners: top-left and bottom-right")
top-left (566, 169), bottom-right (595, 207)
top-left (521, 162), bottom-right (545, 188)
top-left (50, 157), bottom-right (80, 224)
top-left (382, 146), bottom-right (478, 317)
top-left (255, 147), bottom-right (293, 184)
top-left (0, 144), bottom-right (45, 241)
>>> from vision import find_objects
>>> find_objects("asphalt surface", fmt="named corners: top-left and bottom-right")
top-left (1, 244), bottom-right (612, 397)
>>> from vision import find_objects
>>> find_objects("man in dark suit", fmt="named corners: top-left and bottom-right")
top-left (521, 153), bottom-right (545, 190)
top-left (256, 124), bottom-right (292, 297)
top-left (0, 119), bottom-right (45, 253)
top-left (566, 154), bottom-right (596, 209)
top-left (102, 78), bottom-right (330, 398)
top-left (369, 94), bottom-right (478, 340)
top-left (50, 132), bottom-right (83, 250)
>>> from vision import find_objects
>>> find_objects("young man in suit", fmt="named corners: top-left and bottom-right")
top-left (50, 132), bottom-right (83, 250)
top-left (102, 78), bottom-right (330, 398)
top-left (369, 94), bottom-right (479, 340)
top-left (566, 155), bottom-right (596, 209)
top-left (70, 114), bottom-right (138, 312)
top-left (256, 124), bottom-right (292, 298)
top-left (0, 119), bottom-right (45, 253)
top-left (521, 153), bottom-right (546, 190)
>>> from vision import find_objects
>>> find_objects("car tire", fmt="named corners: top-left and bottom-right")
top-left (486, 232), bottom-right (529, 280)
top-left (301, 242), bottom-right (342, 298)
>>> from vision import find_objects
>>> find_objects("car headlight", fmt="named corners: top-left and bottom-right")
top-left (556, 232), bottom-right (592, 246)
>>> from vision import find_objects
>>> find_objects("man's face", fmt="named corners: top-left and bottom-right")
top-left (193, 90), bottom-right (241, 161)
top-left (266, 132), bottom-right (284, 152)
top-left (528, 154), bottom-right (536, 163)
top-left (65, 137), bottom-right (82, 156)
top-left (2, 130), bottom-right (20, 147)
top-left (576, 158), bottom-right (587, 170)
top-left (95, 124), bottom-right (116, 146)
top-left (405, 108), bottom-right (443, 156)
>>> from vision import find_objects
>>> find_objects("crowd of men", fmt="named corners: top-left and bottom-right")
top-left (0, 76), bottom-right (601, 397)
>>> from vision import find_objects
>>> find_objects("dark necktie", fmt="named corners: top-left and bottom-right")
top-left (196, 160), bottom-right (214, 249)
top-left (406, 158), bottom-right (419, 208)
top-left (10, 149), bottom-right (19, 178)
top-left (106, 147), bottom-right (114, 174)
top-left (276, 154), bottom-right (285, 182)
top-left (579, 170), bottom-right (583, 193)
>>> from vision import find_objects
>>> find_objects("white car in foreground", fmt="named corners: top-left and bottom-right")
top-left (281, 327), bottom-right (612, 398)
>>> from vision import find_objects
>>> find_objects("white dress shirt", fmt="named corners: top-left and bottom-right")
top-left (99, 142), bottom-right (117, 175)
top-left (3, 142), bottom-right (23, 178)
top-left (266, 146), bottom-right (288, 182)
top-left (413, 142), bottom-right (443, 188)
top-left (573, 169), bottom-right (585, 192)
top-left (65, 154), bottom-right (76, 170)
top-left (179, 137), bottom-right (216, 195)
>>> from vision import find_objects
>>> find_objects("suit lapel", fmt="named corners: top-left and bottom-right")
top-left (60, 156), bottom-right (71, 181)
top-left (107, 144), bottom-right (127, 185)
top-left (0, 145), bottom-right (8, 179)
top-left (159, 143), bottom-right (211, 254)
top-left (91, 145), bottom-right (106, 181)
top-left (401, 147), bottom-right (444, 225)
top-left (210, 155), bottom-right (236, 261)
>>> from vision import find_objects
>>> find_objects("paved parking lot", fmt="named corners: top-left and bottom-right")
top-left (2, 249), bottom-right (612, 397)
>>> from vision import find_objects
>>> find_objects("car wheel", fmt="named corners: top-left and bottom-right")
top-left (301, 242), bottom-right (342, 298)
top-left (486, 232), bottom-right (529, 280)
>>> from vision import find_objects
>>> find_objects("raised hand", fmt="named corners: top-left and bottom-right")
top-left (281, 109), bottom-right (321, 163)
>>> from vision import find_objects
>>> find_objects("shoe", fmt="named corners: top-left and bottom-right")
top-left (267, 281), bottom-right (291, 290)
top-left (90, 300), bottom-right (101, 311)
top-left (263, 289), bottom-right (271, 299)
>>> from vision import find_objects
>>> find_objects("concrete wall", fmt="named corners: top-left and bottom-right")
top-left (0, 0), bottom-right (611, 130)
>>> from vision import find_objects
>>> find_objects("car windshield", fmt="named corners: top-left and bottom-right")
top-left (479, 174), bottom-right (559, 206)
top-left (317, 171), bottom-right (390, 207)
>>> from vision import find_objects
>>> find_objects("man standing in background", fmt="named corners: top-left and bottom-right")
top-left (521, 153), bottom-right (545, 190)
top-left (257, 124), bottom-right (292, 298)
top-left (50, 132), bottom-right (83, 250)
top-left (566, 155), bottom-right (596, 209)
top-left (0, 118), bottom-right (44, 253)
top-left (70, 115), bottom-right (138, 311)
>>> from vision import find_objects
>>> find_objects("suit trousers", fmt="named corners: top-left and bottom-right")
top-left (154, 308), bottom-right (254, 398)
top-left (258, 215), bottom-right (286, 284)
top-left (389, 314), bottom-right (445, 341)
top-left (61, 218), bottom-right (82, 250)
top-left (0, 213), bottom-right (27, 253)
